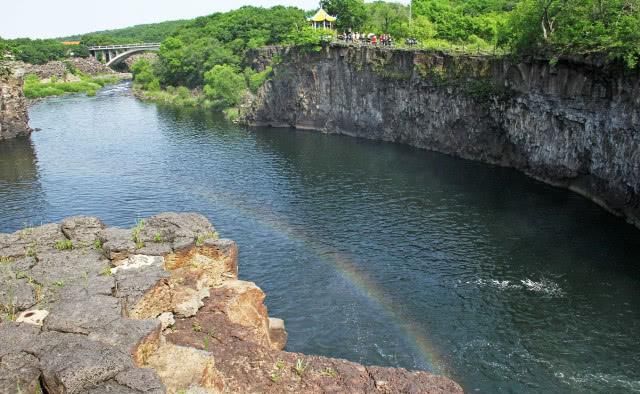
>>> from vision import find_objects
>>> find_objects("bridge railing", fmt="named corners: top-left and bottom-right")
top-left (88, 43), bottom-right (161, 51)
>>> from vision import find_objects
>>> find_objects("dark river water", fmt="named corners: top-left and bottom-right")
top-left (1, 83), bottom-right (639, 393)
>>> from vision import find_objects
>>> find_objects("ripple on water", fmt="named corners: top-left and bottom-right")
top-left (0, 84), bottom-right (638, 393)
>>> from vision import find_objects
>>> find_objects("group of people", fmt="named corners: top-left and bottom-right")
top-left (339, 32), bottom-right (394, 47)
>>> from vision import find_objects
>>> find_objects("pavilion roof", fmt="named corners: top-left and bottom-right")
top-left (308, 8), bottom-right (337, 22)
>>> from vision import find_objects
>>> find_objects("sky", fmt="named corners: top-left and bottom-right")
top-left (1, 0), bottom-right (321, 39)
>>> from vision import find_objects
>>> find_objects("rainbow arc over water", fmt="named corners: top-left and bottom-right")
top-left (182, 183), bottom-right (447, 374)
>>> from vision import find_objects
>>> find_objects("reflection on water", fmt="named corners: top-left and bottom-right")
top-left (0, 136), bottom-right (38, 182)
top-left (0, 136), bottom-right (47, 227)
top-left (1, 84), bottom-right (639, 393)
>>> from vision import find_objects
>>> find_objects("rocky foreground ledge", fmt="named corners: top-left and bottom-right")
top-left (0, 213), bottom-right (461, 393)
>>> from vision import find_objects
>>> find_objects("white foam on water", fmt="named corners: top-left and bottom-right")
top-left (465, 279), bottom-right (522, 290)
top-left (520, 278), bottom-right (565, 297)
top-left (466, 277), bottom-right (565, 297)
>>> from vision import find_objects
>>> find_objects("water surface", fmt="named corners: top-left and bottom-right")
top-left (1, 84), bottom-right (639, 392)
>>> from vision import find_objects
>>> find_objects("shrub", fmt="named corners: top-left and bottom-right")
top-left (203, 65), bottom-right (246, 110)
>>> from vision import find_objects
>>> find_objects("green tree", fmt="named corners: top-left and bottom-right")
top-left (155, 6), bottom-right (305, 87)
top-left (363, 1), bottom-right (410, 35)
top-left (203, 65), bottom-right (246, 109)
top-left (284, 26), bottom-right (333, 50)
top-left (131, 59), bottom-right (161, 90)
top-left (501, 0), bottom-right (640, 67)
top-left (320, 0), bottom-right (367, 30)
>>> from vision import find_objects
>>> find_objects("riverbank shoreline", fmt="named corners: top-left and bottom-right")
top-left (24, 73), bottom-right (131, 103)
top-left (0, 213), bottom-right (462, 393)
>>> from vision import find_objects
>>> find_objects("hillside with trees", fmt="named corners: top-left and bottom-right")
top-left (61, 19), bottom-right (189, 46)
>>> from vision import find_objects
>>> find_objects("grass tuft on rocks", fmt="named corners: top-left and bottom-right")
top-left (132, 219), bottom-right (145, 249)
top-left (54, 239), bottom-right (74, 251)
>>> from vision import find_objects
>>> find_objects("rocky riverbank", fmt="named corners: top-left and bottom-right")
top-left (0, 213), bottom-right (461, 393)
top-left (14, 57), bottom-right (117, 80)
top-left (245, 44), bottom-right (640, 229)
top-left (0, 66), bottom-right (31, 140)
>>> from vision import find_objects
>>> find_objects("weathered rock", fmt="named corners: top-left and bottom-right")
top-left (214, 280), bottom-right (273, 348)
top-left (0, 214), bottom-right (463, 393)
top-left (0, 223), bottom-right (65, 258)
top-left (0, 322), bottom-right (41, 358)
top-left (137, 243), bottom-right (173, 256)
top-left (111, 254), bottom-right (164, 275)
top-left (114, 368), bottom-right (165, 393)
top-left (0, 352), bottom-right (41, 394)
top-left (13, 57), bottom-right (116, 80)
top-left (44, 295), bottom-right (121, 334)
top-left (139, 212), bottom-right (216, 244)
top-left (87, 318), bottom-right (161, 364)
top-left (61, 216), bottom-right (105, 245)
top-left (157, 312), bottom-right (175, 330)
top-left (113, 262), bottom-right (170, 319)
top-left (146, 344), bottom-right (225, 394)
top-left (85, 368), bottom-right (165, 394)
top-left (268, 317), bottom-right (287, 351)
top-left (172, 285), bottom-right (209, 318)
top-left (0, 279), bottom-right (36, 312)
top-left (99, 228), bottom-right (137, 261)
top-left (245, 44), bottom-right (640, 229)
top-left (34, 332), bottom-right (135, 394)
top-left (0, 66), bottom-right (31, 141)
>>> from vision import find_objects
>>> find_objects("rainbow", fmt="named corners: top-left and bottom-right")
top-left (176, 181), bottom-right (447, 374)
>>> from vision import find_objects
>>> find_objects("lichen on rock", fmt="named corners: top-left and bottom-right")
top-left (0, 213), bottom-right (462, 393)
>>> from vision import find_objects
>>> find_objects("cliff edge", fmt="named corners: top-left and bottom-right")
top-left (0, 65), bottom-right (31, 140)
top-left (0, 213), bottom-right (461, 393)
top-left (245, 45), bottom-right (640, 229)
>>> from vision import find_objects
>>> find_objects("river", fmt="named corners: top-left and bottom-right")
top-left (1, 83), bottom-right (639, 393)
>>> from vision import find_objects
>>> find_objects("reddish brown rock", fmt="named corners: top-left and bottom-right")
top-left (0, 214), bottom-right (463, 394)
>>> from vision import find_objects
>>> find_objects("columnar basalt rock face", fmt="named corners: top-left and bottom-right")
top-left (0, 67), bottom-right (31, 141)
top-left (0, 213), bottom-right (462, 393)
top-left (246, 45), bottom-right (640, 229)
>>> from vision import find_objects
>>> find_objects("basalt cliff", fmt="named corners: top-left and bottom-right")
top-left (245, 45), bottom-right (640, 229)
top-left (0, 213), bottom-right (461, 393)
top-left (0, 66), bottom-right (31, 140)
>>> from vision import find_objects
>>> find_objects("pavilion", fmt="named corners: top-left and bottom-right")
top-left (308, 8), bottom-right (337, 30)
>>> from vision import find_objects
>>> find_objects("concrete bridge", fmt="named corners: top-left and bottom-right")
top-left (88, 43), bottom-right (160, 67)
